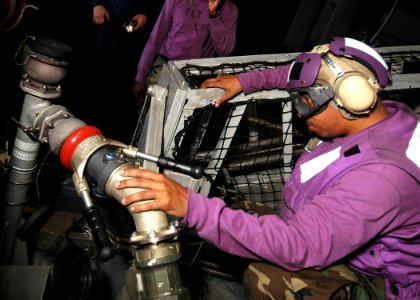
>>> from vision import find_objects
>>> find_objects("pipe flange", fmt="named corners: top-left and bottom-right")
top-left (130, 226), bottom-right (179, 245)
top-left (118, 225), bottom-right (179, 246)
top-left (134, 241), bottom-right (182, 267)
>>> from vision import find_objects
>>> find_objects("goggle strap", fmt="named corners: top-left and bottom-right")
top-left (322, 55), bottom-right (345, 78)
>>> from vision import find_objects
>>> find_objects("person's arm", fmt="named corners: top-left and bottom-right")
top-left (200, 64), bottom-right (291, 107)
top-left (133, 0), bottom-right (172, 102)
top-left (237, 64), bottom-right (291, 93)
top-left (116, 165), bottom-right (405, 271)
top-left (134, 0), bottom-right (172, 84)
top-left (131, 0), bottom-right (164, 31)
top-left (115, 168), bottom-right (189, 218)
top-left (92, 5), bottom-right (110, 24)
top-left (204, 0), bottom-right (238, 57)
top-left (89, 0), bottom-right (109, 24)
top-left (131, 14), bottom-right (147, 31)
top-left (89, 0), bottom-right (104, 9)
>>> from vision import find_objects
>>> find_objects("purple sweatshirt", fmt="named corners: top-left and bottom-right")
top-left (184, 66), bottom-right (420, 299)
top-left (134, 0), bottom-right (238, 83)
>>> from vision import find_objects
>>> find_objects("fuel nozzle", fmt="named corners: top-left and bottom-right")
top-left (123, 19), bottom-right (137, 33)
top-left (122, 146), bottom-right (205, 179)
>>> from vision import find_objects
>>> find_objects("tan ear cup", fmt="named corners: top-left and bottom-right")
top-left (320, 54), bottom-right (381, 115)
top-left (333, 72), bottom-right (377, 114)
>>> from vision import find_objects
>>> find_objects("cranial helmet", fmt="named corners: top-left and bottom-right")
top-left (287, 37), bottom-right (392, 116)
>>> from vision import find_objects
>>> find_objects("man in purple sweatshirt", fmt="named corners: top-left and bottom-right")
top-left (132, 0), bottom-right (238, 104)
top-left (117, 37), bottom-right (420, 299)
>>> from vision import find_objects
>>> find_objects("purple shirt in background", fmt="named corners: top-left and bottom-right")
top-left (185, 66), bottom-right (420, 299)
top-left (134, 0), bottom-right (238, 83)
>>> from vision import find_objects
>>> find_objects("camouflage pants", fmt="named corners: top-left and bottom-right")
top-left (230, 201), bottom-right (388, 300)
top-left (145, 55), bottom-right (167, 87)
top-left (243, 262), bottom-right (387, 300)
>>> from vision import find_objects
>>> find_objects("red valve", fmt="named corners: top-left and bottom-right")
top-left (60, 125), bottom-right (102, 169)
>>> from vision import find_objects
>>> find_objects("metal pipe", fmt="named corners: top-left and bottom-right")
top-left (1, 93), bottom-right (50, 264)
top-left (2, 35), bottom-right (190, 299)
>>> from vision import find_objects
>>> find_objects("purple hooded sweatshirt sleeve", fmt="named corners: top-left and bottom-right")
top-left (184, 168), bottom-right (409, 269)
top-left (134, 0), bottom-right (238, 83)
top-left (237, 64), bottom-right (291, 95)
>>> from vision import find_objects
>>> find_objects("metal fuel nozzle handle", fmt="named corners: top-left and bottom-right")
top-left (156, 155), bottom-right (204, 179)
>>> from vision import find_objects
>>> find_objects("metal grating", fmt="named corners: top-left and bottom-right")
top-left (171, 98), bottom-right (304, 209)
top-left (381, 49), bottom-right (420, 75)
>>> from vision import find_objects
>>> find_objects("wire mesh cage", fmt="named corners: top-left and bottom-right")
top-left (379, 47), bottom-right (420, 117)
top-left (172, 97), bottom-right (307, 209)
top-left (138, 46), bottom-right (420, 210)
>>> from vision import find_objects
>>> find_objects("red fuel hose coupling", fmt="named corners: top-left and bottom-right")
top-left (60, 125), bottom-right (102, 170)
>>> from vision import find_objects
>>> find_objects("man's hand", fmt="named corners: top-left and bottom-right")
top-left (208, 0), bottom-right (222, 16)
top-left (133, 81), bottom-right (146, 105)
top-left (93, 5), bottom-right (110, 24)
top-left (200, 74), bottom-right (243, 107)
top-left (115, 168), bottom-right (189, 218)
top-left (132, 14), bottom-right (147, 30)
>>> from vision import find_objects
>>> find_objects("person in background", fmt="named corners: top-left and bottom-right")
top-left (88, 0), bottom-right (163, 143)
top-left (117, 37), bottom-right (420, 299)
top-left (132, 0), bottom-right (238, 104)
top-left (90, 0), bottom-right (161, 69)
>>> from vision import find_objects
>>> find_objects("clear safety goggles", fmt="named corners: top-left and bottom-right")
top-left (288, 85), bottom-right (335, 118)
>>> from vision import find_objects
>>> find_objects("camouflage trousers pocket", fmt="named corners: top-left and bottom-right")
top-left (243, 262), bottom-right (387, 300)
top-left (145, 55), bottom-right (167, 87)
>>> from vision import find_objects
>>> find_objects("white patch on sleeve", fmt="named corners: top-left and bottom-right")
top-left (406, 121), bottom-right (420, 168)
top-left (300, 147), bottom-right (341, 183)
